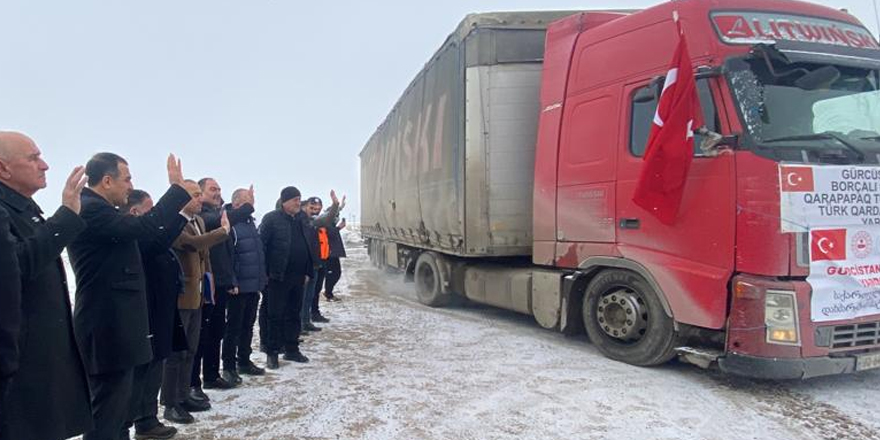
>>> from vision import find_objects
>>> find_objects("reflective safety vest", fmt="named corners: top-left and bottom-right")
top-left (318, 227), bottom-right (330, 260)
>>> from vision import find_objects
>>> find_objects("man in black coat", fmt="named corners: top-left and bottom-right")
top-left (322, 217), bottom-right (347, 302)
top-left (0, 131), bottom-right (93, 440)
top-left (190, 177), bottom-right (254, 393)
top-left (260, 187), bottom-right (340, 369)
top-left (0, 206), bottom-right (20, 421)
top-left (69, 152), bottom-right (191, 440)
top-left (123, 189), bottom-right (188, 440)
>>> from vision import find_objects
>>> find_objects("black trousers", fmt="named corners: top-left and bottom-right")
top-left (265, 275), bottom-right (305, 354)
top-left (84, 368), bottom-right (135, 440)
top-left (258, 297), bottom-right (267, 352)
top-left (163, 308), bottom-right (200, 406)
top-left (311, 267), bottom-right (326, 316)
top-left (223, 292), bottom-right (259, 371)
top-left (324, 257), bottom-right (342, 299)
top-left (192, 287), bottom-right (228, 386)
top-left (129, 359), bottom-right (163, 433)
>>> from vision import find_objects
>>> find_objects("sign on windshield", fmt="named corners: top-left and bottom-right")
top-left (712, 12), bottom-right (879, 49)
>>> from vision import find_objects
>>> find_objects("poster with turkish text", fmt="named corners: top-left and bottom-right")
top-left (808, 226), bottom-right (880, 322)
top-left (779, 165), bottom-right (880, 233)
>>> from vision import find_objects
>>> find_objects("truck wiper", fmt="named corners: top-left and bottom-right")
top-left (760, 132), bottom-right (865, 161)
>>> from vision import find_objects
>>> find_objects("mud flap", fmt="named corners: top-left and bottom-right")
top-left (560, 274), bottom-right (587, 336)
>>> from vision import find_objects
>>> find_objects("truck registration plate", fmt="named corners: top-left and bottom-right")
top-left (855, 352), bottom-right (880, 371)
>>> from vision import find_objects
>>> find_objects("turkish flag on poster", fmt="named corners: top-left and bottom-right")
top-left (811, 229), bottom-right (848, 262)
top-left (633, 16), bottom-right (704, 225)
top-left (780, 166), bottom-right (815, 192)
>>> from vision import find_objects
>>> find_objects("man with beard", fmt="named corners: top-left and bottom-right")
top-left (301, 195), bottom-right (343, 331)
top-left (0, 131), bottom-right (92, 440)
top-left (69, 153), bottom-right (191, 440)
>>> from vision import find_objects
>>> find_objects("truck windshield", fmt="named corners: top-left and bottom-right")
top-left (726, 53), bottom-right (880, 147)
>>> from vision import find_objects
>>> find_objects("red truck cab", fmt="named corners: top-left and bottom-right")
top-left (535, 0), bottom-right (880, 378)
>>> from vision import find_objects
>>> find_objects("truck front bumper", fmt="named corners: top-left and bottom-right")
top-left (718, 353), bottom-right (857, 380)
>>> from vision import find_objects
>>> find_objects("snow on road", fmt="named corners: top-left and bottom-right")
top-left (159, 234), bottom-right (880, 440)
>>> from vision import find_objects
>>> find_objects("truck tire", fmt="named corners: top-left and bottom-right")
top-left (582, 269), bottom-right (678, 366)
top-left (414, 252), bottom-right (450, 307)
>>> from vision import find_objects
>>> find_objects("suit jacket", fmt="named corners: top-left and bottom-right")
top-left (173, 215), bottom-right (227, 310)
top-left (0, 183), bottom-right (93, 440)
top-left (69, 185), bottom-right (191, 375)
top-left (138, 214), bottom-right (188, 360)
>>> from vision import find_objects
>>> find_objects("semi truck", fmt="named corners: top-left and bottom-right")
top-left (359, 0), bottom-right (880, 379)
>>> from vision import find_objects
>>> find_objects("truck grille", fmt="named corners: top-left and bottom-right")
top-left (829, 322), bottom-right (880, 350)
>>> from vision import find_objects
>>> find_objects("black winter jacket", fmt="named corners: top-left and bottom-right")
top-left (259, 209), bottom-right (314, 281)
top-left (327, 222), bottom-right (347, 259)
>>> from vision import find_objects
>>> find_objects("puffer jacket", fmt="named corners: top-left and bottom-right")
top-left (200, 203), bottom-right (254, 287)
top-left (232, 216), bottom-right (267, 293)
top-left (260, 209), bottom-right (314, 281)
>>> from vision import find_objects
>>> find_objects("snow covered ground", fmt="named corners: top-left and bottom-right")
top-left (67, 229), bottom-right (880, 440)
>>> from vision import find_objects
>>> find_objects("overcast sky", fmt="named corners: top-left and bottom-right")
top-left (1, 0), bottom-right (877, 219)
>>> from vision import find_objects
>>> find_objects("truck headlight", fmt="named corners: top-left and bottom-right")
top-left (765, 291), bottom-right (800, 345)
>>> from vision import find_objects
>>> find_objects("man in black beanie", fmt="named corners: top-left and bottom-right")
top-left (258, 186), bottom-right (312, 369)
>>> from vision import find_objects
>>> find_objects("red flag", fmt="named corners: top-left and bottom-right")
top-left (779, 166), bottom-right (815, 192)
top-left (811, 229), bottom-right (847, 262)
top-left (633, 17), bottom-right (704, 225)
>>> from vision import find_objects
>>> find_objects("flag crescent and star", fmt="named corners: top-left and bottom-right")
top-left (633, 11), bottom-right (704, 225)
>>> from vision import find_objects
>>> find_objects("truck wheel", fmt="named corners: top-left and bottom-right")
top-left (414, 252), bottom-right (450, 307)
top-left (582, 269), bottom-right (678, 366)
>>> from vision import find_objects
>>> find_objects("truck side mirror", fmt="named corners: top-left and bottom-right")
top-left (698, 128), bottom-right (740, 156)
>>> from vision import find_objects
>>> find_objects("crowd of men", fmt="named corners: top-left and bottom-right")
top-left (0, 131), bottom-right (348, 440)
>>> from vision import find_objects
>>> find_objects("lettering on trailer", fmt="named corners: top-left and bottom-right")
top-left (779, 165), bottom-right (880, 233)
top-left (808, 226), bottom-right (880, 322)
top-left (378, 92), bottom-right (448, 187)
top-left (712, 12), bottom-right (879, 49)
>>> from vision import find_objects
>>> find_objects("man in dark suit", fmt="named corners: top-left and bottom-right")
top-left (69, 152), bottom-right (191, 440)
top-left (123, 189), bottom-right (188, 440)
top-left (0, 131), bottom-right (93, 440)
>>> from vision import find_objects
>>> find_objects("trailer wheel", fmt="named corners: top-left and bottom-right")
top-left (414, 252), bottom-right (449, 307)
top-left (582, 269), bottom-right (678, 366)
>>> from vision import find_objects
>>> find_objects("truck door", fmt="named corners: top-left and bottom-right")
top-left (615, 78), bottom-right (736, 329)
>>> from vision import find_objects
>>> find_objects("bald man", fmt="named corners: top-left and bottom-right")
top-left (0, 131), bottom-right (93, 440)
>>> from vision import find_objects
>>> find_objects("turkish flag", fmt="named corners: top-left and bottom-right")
top-left (633, 20), bottom-right (704, 225)
top-left (811, 229), bottom-right (848, 262)
top-left (780, 166), bottom-right (815, 192)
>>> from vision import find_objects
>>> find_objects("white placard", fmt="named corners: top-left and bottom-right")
top-left (808, 226), bottom-right (880, 322)
top-left (779, 165), bottom-right (880, 233)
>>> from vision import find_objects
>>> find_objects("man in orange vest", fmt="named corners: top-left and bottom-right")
top-left (300, 195), bottom-right (340, 332)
